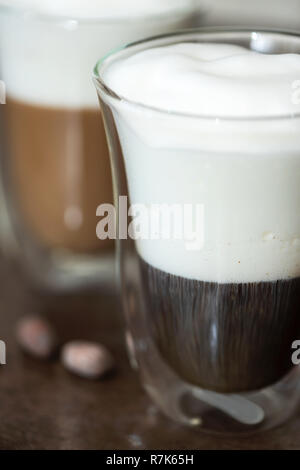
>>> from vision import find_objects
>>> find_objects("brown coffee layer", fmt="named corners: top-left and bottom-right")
top-left (5, 98), bottom-right (113, 253)
top-left (141, 258), bottom-right (300, 393)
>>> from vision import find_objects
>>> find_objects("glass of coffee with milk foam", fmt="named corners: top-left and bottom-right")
top-left (0, 1), bottom-right (198, 292)
top-left (94, 29), bottom-right (300, 433)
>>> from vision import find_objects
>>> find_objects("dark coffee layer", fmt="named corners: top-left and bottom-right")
top-left (141, 258), bottom-right (300, 393)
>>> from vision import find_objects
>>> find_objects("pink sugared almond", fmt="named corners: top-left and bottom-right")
top-left (61, 341), bottom-right (115, 379)
top-left (16, 315), bottom-right (57, 359)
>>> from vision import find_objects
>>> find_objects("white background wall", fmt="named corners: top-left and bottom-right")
top-left (198, 0), bottom-right (300, 30)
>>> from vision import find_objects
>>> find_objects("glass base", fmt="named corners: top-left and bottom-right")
top-left (127, 330), bottom-right (300, 435)
top-left (17, 246), bottom-right (116, 293)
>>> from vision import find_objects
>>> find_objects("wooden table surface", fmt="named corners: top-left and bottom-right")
top-left (0, 256), bottom-right (299, 450)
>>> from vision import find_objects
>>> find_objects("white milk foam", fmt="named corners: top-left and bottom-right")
top-left (105, 43), bottom-right (300, 117)
top-left (0, 1), bottom-right (196, 107)
top-left (3, 0), bottom-right (196, 18)
top-left (103, 42), bottom-right (300, 283)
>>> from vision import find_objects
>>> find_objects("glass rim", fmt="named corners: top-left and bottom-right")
top-left (93, 27), bottom-right (300, 123)
top-left (0, 2), bottom-right (197, 25)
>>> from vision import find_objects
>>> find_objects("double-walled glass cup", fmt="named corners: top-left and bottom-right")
top-left (0, 2), bottom-right (197, 292)
top-left (94, 29), bottom-right (300, 434)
